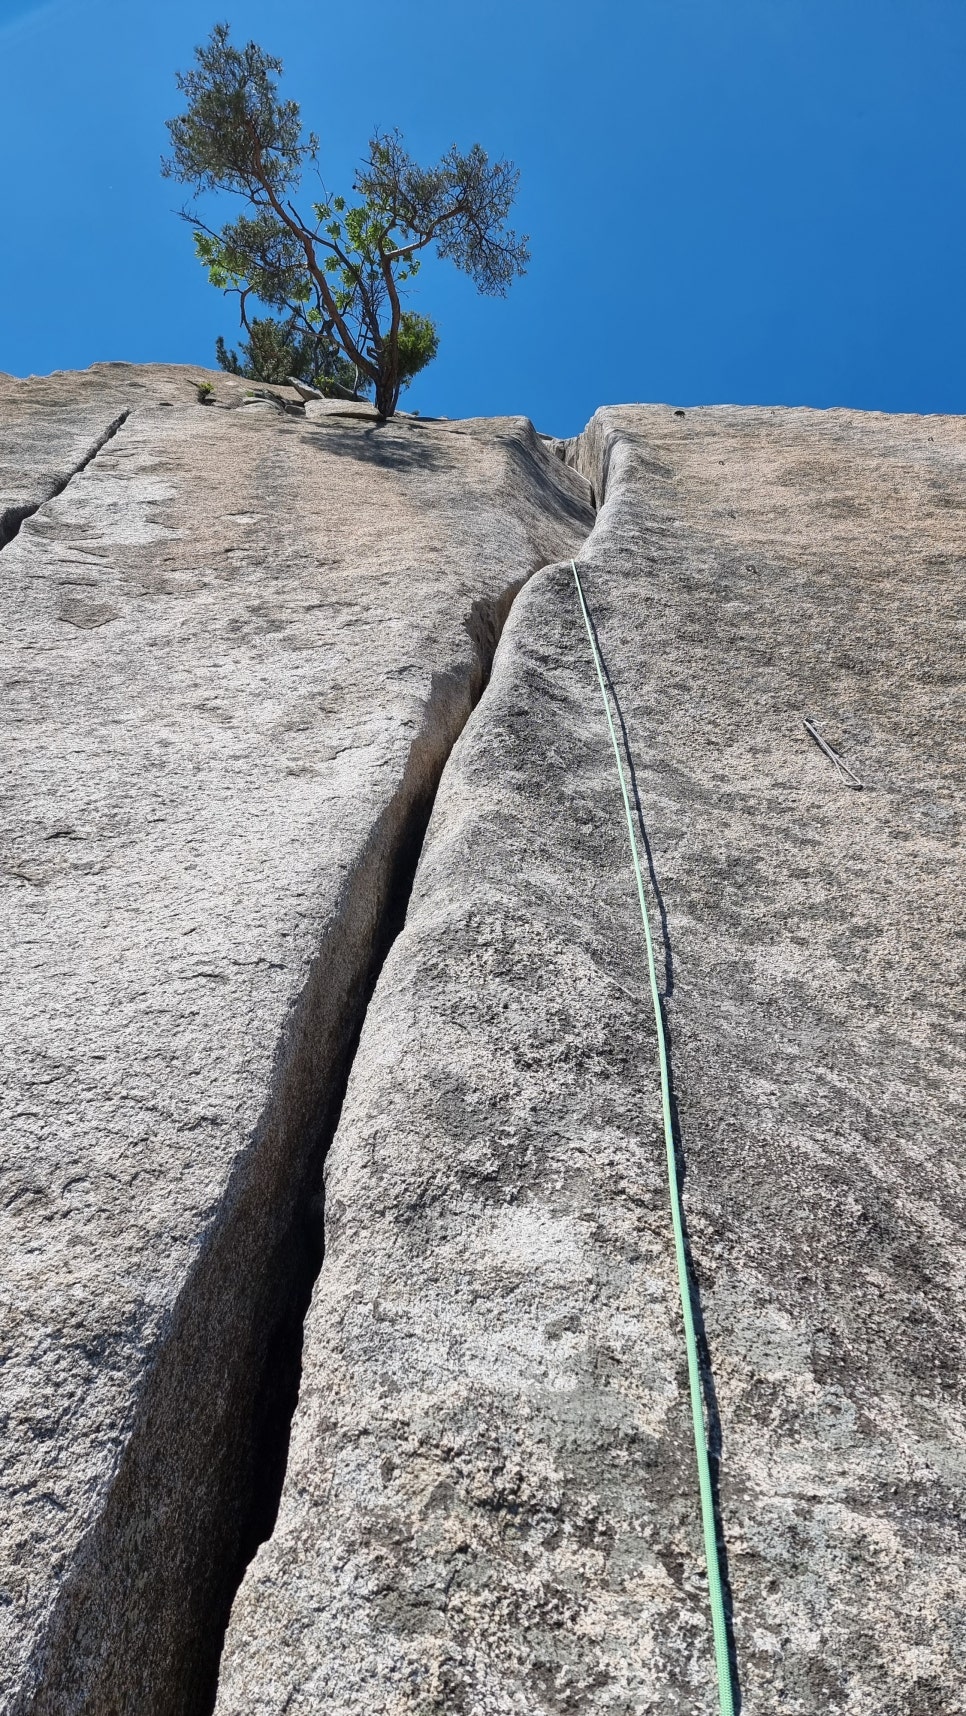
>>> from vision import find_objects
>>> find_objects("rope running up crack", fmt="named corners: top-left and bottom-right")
top-left (571, 558), bottom-right (735, 1716)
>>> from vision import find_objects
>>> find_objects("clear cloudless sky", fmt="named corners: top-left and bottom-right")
top-left (1, 0), bottom-right (964, 434)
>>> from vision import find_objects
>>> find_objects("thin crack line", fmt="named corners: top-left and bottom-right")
top-left (0, 410), bottom-right (130, 552)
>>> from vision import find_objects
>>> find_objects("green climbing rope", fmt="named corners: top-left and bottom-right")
top-left (571, 559), bottom-right (735, 1716)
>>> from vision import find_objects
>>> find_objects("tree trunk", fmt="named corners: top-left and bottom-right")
top-left (374, 379), bottom-right (396, 419)
top-left (373, 350), bottom-right (400, 421)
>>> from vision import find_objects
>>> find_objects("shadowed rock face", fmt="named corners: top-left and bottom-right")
top-left (0, 365), bottom-right (593, 1715)
top-left (214, 405), bottom-right (966, 1715)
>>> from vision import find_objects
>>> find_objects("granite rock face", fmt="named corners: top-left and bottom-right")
top-left (0, 365), bottom-right (593, 1714)
top-left (0, 363), bottom-right (297, 548)
top-left (215, 405), bottom-right (966, 1715)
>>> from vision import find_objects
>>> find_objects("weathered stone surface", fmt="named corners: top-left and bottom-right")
top-left (0, 362), bottom-right (299, 547)
top-left (0, 366), bottom-right (592, 1714)
top-left (216, 405), bottom-right (966, 1714)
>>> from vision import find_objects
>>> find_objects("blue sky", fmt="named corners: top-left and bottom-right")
top-left (1, 0), bottom-right (964, 433)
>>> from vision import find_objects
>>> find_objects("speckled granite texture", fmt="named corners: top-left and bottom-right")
top-left (0, 364), bottom-right (592, 1715)
top-left (216, 404), bottom-right (966, 1716)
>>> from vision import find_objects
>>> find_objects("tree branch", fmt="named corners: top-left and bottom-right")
top-left (244, 121), bottom-right (377, 382)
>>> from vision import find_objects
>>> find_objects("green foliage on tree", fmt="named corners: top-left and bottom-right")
top-left (214, 315), bottom-right (361, 396)
top-left (164, 25), bottom-right (527, 418)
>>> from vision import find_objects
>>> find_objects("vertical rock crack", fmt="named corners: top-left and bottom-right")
top-left (0, 410), bottom-right (129, 552)
top-left (18, 558), bottom-right (593, 1716)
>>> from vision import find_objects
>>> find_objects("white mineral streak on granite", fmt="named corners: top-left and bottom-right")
top-left (0, 365), bottom-right (593, 1715)
top-left (216, 406), bottom-right (966, 1714)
